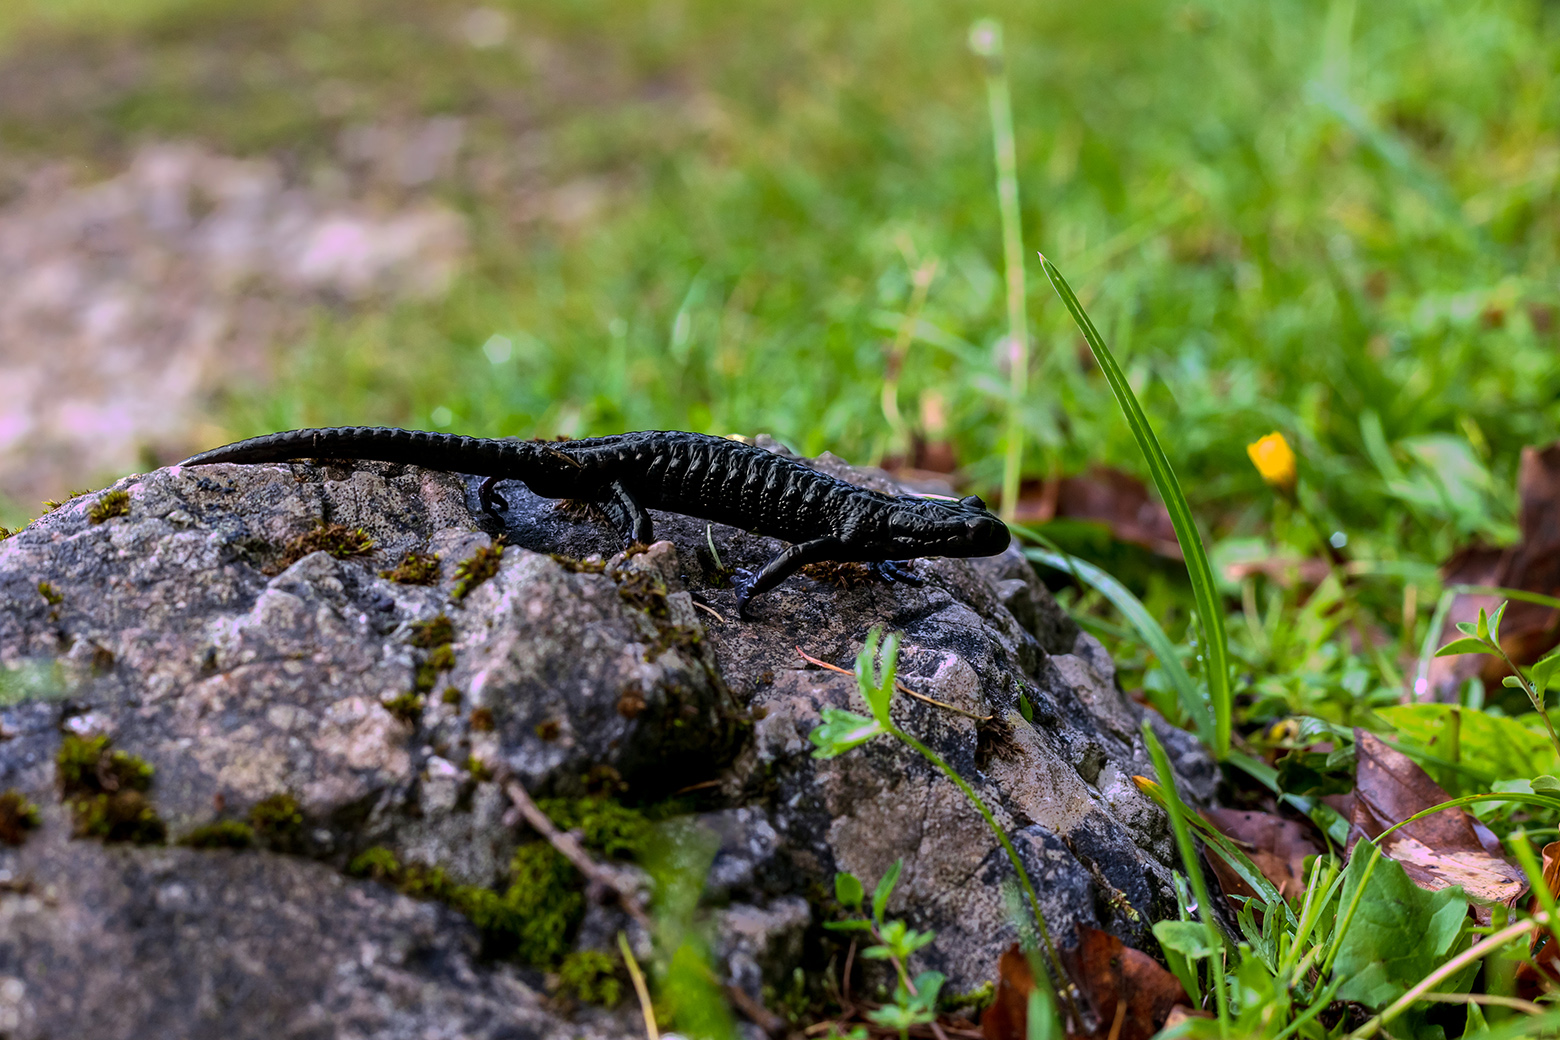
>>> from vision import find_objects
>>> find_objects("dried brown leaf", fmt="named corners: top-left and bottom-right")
top-left (1348, 730), bottom-right (1526, 920)
top-left (1203, 807), bottom-right (1322, 901)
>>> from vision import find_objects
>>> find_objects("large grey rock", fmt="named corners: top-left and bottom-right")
top-left (0, 440), bottom-right (1214, 1035)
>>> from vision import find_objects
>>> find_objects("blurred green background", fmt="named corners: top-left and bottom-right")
top-left (3, 0), bottom-right (1556, 588)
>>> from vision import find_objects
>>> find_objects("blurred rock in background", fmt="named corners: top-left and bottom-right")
top-left (0, 142), bottom-right (466, 511)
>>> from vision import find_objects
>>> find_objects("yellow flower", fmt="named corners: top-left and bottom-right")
top-left (1247, 432), bottom-right (1297, 492)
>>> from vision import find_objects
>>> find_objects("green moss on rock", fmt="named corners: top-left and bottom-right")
top-left (557, 949), bottom-right (623, 1006)
top-left (451, 539), bottom-right (504, 601)
top-left (0, 790), bottom-right (41, 845)
top-left (87, 489), bottom-right (130, 524)
top-left (179, 820), bottom-right (254, 849)
top-left (381, 550), bottom-right (441, 585)
top-left (248, 792), bottom-right (304, 851)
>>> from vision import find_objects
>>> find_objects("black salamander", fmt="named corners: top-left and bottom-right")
top-left (179, 427), bottom-right (1011, 615)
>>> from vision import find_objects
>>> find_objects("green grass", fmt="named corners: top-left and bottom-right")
top-left (4, 0), bottom-right (1555, 559)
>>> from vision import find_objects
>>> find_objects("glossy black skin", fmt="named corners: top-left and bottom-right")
top-left (180, 427), bottom-right (1011, 615)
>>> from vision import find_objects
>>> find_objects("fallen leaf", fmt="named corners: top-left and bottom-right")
top-left (1427, 444), bottom-right (1560, 701)
top-left (982, 929), bottom-right (1186, 1040)
top-left (982, 944), bottom-right (1034, 1040)
top-left (1349, 730), bottom-right (1526, 920)
top-left (1202, 808), bottom-right (1322, 901)
top-left (1012, 468), bottom-right (1182, 559)
top-left (1516, 840), bottom-right (1560, 1001)
top-left (1059, 924), bottom-right (1188, 1040)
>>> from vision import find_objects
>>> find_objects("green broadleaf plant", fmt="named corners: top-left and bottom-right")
top-left (1434, 600), bottom-right (1560, 759)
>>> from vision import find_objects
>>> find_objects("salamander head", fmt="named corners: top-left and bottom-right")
top-left (885, 493), bottom-right (1010, 558)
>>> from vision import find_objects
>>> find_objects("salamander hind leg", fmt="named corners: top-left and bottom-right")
top-left (478, 475), bottom-right (509, 515)
top-left (871, 560), bottom-right (924, 585)
top-left (595, 480), bottom-right (655, 548)
top-left (734, 537), bottom-right (845, 619)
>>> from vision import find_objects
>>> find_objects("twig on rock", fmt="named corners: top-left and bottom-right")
top-left (691, 599), bottom-right (728, 623)
top-left (504, 780), bottom-right (652, 930)
top-left (794, 646), bottom-right (991, 721)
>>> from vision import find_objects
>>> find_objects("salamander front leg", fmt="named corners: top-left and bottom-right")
top-left (594, 480), bottom-right (655, 547)
top-left (735, 537), bottom-right (845, 619)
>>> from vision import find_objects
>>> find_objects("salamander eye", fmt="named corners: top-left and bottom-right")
top-left (959, 495), bottom-right (986, 511)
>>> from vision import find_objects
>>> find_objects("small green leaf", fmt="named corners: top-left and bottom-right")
top-left (1154, 919), bottom-right (1220, 960)
top-left (1456, 621), bottom-right (1479, 637)
top-left (1504, 675), bottom-right (1525, 688)
top-left (1489, 602), bottom-right (1508, 645)
top-left (859, 944), bottom-right (894, 959)
top-left (1477, 606), bottom-right (1491, 641)
top-left (822, 919), bottom-right (873, 932)
top-left (1434, 637), bottom-right (1497, 658)
top-left (834, 872), bottom-right (864, 910)
top-left (907, 971), bottom-right (945, 1011)
top-left (872, 858), bottom-right (903, 923)
top-left (808, 709), bottom-right (885, 759)
top-left (1533, 650), bottom-right (1560, 698)
top-left (1534, 775), bottom-right (1560, 793)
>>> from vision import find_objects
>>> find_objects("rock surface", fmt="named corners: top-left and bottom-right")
top-left (0, 438), bottom-right (1214, 1037)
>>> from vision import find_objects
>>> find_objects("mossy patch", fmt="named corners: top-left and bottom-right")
top-left (383, 691), bottom-right (425, 724)
top-left (56, 735), bottom-right (164, 843)
top-left (469, 706), bottom-right (495, 732)
top-left (348, 845), bottom-right (402, 881)
top-left (36, 581), bottom-right (63, 607)
top-left (466, 755), bottom-right (493, 782)
top-left (409, 614), bottom-right (455, 648)
top-left (87, 489), bottom-right (130, 524)
top-left (248, 792), bottom-right (304, 851)
top-left (179, 819), bottom-right (255, 849)
top-left (41, 490), bottom-right (90, 513)
top-left (645, 624), bottom-right (702, 663)
top-left (441, 686), bottom-right (462, 706)
top-left (451, 539), bottom-right (505, 601)
top-left (278, 522), bottom-right (375, 569)
top-left (615, 570), bottom-right (670, 620)
top-left (550, 553), bottom-right (607, 574)
top-left (344, 797), bottom-right (651, 971)
top-left (0, 526), bottom-right (14, 541)
top-left (557, 949), bottom-right (623, 1006)
top-left (0, 790), bottom-right (41, 845)
top-left (380, 550), bottom-right (441, 585)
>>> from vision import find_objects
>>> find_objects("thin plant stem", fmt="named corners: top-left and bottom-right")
top-left (889, 723), bottom-right (1078, 1026)
top-left (969, 19), bottom-right (1030, 521)
top-left (1141, 721), bottom-right (1228, 1034)
top-left (881, 257), bottom-right (939, 458)
top-left (1490, 638), bottom-right (1560, 759)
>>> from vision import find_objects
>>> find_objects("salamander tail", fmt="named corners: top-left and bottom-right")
top-left (178, 427), bottom-right (526, 477)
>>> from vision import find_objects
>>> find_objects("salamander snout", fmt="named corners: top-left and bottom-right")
top-left (964, 514), bottom-right (1010, 555)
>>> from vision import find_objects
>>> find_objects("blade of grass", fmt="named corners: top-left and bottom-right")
top-left (1142, 720), bottom-right (1229, 1034)
top-left (1022, 541), bottom-right (1210, 744)
top-left (1041, 254), bottom-right (1233, 758)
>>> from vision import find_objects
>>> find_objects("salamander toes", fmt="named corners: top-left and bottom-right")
top-left (872, 560), bottom-right (923, 586)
